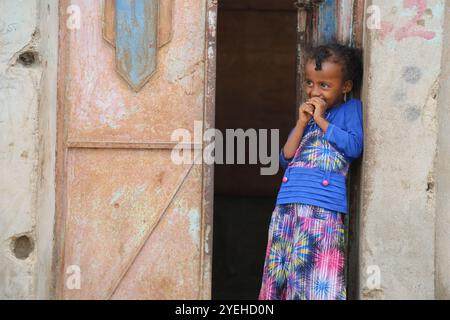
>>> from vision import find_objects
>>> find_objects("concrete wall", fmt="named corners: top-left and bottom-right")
top-left (435, 0), bottom-right (450, 300)
top-left (360, 0), bottom-right (447, 299)
top-left (0, 0), bottom-right (57, 299)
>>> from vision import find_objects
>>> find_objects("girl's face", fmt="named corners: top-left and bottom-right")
top-left (304, 58), bottom-right (353, 108)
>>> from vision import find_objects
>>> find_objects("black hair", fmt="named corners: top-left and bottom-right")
top-left (306, 43), bottom-right (363, 92)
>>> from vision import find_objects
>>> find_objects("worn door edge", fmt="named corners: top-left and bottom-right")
top-left (199, 0), bottom-right (217, 300)
top-left (347, 0), bottom-right (365, 301)
top-left (52, 0), bottom-right (71, 300)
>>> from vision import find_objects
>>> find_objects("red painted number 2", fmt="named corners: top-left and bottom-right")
top-left (380, 0), bottom-right (436, 41)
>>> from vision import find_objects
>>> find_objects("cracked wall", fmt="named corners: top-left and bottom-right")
top-left (0, 0), bottom-right (58, 299)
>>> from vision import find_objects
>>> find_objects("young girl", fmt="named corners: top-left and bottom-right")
top-left (258, 43), bottom-right (363, 300)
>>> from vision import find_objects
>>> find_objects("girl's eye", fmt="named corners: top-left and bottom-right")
top-left (320, 83), bottom-right (330, 88)
top-left (304, 80), bottom-right (313, 86)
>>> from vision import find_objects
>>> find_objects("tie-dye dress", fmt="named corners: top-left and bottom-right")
top-left (259, 116), bottom-right (349, 300)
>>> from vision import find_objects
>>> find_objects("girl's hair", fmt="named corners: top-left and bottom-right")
top-left (306, 43), bottom-right (363, 92)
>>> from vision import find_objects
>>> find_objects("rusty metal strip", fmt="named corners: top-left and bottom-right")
top-left (115, 0), bottom-right (159, 92)
top-left (198, 0), bottom-right (217, 300)
top-left (102, 0), bottom-right (116, 46)
top-left (105, 152), bottom-right (202, 299)
top-left (66, 141), bottom-right (203, 150)
top-left (157, 0), bottom-right (174, 48)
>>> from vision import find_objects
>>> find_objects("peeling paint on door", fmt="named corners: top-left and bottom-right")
top-left (115, 0), bottom-right (159, 91)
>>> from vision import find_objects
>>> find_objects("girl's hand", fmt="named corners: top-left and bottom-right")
top-left (307, 97), bottom-right (328, 121)
top-left (298, 102), bottom-right (315, 126)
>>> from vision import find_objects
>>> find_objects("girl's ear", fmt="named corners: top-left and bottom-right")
top-left (343, 80), bottom-right (353, 94)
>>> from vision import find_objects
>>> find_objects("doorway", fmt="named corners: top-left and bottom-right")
top-left (212, 0), bottom-right (298, 299)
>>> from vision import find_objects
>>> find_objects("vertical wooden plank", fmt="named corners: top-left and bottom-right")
top-left (316, 0), bottom-right (338, 45)
top-left (337, 0), bottom-right (355, 44)
top-left (313, 0), bottom-right (356, 46)
top-left (296, 8), bottom-right (310, 109)
top-left (115, 0), bottom-right (159, 91)
top-left (347, 0), bottom-right (365, 300)
top-left (352, 0), bottom-right (365, 49)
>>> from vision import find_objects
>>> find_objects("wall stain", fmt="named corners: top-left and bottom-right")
top-left (402, 66), bottom-right (422, 84)
top-left (404, 105), bottom-right (422, 122)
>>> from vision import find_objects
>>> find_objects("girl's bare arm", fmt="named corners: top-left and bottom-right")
top-left (282, 102), bottom-right (314, 159)
top-left (282, 121), bottom-right (307, 160)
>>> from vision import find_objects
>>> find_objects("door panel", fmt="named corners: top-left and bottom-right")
top-left (64, 0), bottom-right (204, 144)
top-left (111, 161), bottom-right (202, 299)
top-left (55, 0), bottom-right (216, 299)
top-left (62, 149), bottom-right (197, 299)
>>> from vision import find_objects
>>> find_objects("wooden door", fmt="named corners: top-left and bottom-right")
top-left (54, 0), bottom-right (217, 299)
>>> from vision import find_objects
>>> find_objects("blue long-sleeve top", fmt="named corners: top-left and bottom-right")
top-left (276, 98), bottom-right (364, 214)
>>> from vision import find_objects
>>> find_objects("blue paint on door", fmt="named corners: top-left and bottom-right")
top-left (317, 0), bottom-right (337, 45)
top-left (115, 0), bottom-right (159, 91)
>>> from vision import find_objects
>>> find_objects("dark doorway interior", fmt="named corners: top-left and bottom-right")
top-left (212, 0), bottom-right (298, 299)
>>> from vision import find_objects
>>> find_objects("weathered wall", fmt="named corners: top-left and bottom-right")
top-left (0, 0), bottom-right (57, 299)
top-left (360, 0), bottom-right (446, 299)
top-left (434, 0), bottom-right (450, 300)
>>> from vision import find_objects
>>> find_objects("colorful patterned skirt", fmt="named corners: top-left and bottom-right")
top-left (258, 203), bottom-right (347, 300)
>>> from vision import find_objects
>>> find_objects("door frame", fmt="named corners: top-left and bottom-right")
top-left (199, 0), bottom-right (218, 299)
